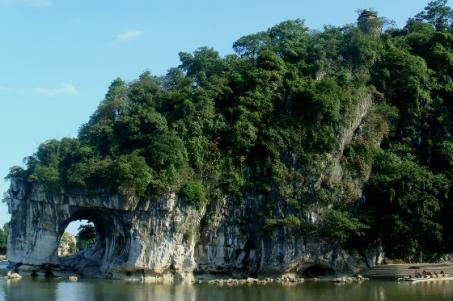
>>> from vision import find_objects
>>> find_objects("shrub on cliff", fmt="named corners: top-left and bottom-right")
top-left (319, 209), bottom-right (368, 244)
top-left (180, 180), bottom-right (207, 209)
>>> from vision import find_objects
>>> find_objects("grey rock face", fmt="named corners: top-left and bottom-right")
top-left (6, 179), bottom-right (202, 280)
top-left (6, 178), bottom-right (382, 281)
top-left (195, 196), bottom-right (383, 278)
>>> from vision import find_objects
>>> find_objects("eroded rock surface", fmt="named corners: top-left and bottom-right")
top-left (6, 177), bottom-right (382, 282)
top-left (6, 179), bottom-right (202, 280)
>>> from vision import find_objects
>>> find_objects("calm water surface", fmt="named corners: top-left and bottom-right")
top-left (2, 277), bottom-right (453, 301)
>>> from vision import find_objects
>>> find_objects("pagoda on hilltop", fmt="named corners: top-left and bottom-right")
top-left (358, 10), bottom-right (382, 36)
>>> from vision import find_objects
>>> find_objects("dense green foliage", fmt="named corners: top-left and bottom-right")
top-left (319, 209), bottom-right (368, 244)
top-left (365, 153), bottom-right (448, 259)
top-left (180, 180), bottom-right (207, 209)
top-left (361, 0), bottom-right (452, 261)
top-left (0, 223), bottom-right (8, 254)
top-left (76, 224), bottom-right (97, 250)
top-left (7, 1), bottom-right (452, 261)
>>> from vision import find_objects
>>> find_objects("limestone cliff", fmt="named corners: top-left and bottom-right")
top-left (6, 178), bottom-right (383, 281)
top-left (5, 94), bottom-right (384, 281)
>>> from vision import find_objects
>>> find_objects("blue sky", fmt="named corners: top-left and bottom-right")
top-left (0, 0), bottom-right (433, 230)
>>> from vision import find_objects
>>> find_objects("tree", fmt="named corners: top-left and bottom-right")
top-left (233, 32), bottom-right (270, 57)
top-left (320, 209), bottom-right (368, 244)
top-left (233, 19), bottom-right (308, 61)
top-left (415, 0), bottom-right (453, 31)
top-left (0, 223), bottom-right (9, 254)
top-left (112, 152), bottom-right (153, 198)
top-left (179, 47), bottom-right (225, 87)
top-left (76, 224), bottom-right (96, 250)
top-left (365, 152), bottom-right (449, 260)
top-left (371, 48), bottom-right (432, 150)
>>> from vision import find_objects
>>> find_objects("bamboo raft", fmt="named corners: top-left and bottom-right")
top-left (397, 276), bottom-right (453, 284)
top-left (362, 263), bottom-right (453, 279)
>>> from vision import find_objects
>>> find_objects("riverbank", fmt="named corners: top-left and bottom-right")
top-left (2, 277), bottom-right (453, 301)
top-left (195, 274), bottom-right (368, 286)
top-left (3, 260), bottom-right (453, 284)
top-left (0, 267), bottom-right (368, 285)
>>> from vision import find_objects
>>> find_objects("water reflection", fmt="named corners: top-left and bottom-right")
top-left (54, 281), bottom-right (198, 301)
top-left (2, 277), bottom-right (453, 301)
top-left (3, 277), bottom-right (57, 301)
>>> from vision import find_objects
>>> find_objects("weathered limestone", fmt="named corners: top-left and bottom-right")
top-left (195, 195), bottom-right (383, 278)
top-left (5, 177), bottom-right (382, 281)
top-left (6, 179), bottom-right (202, 280)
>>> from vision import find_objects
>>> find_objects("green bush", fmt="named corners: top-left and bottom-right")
top-left (180, 180), bottom-right (207, 209)
top-left (320, 209), bottom-right (368, 244)
top-left (76, 224), bottom-right (96, 250)
top-left (0, 223), bottom-right (8, 254)
top-left (281, 215), bottom-right (302, 229)
top-left (264, 218), bottom-right (278, 230)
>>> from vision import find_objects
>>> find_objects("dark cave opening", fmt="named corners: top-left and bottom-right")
top-left (302, 264), bottom-right (336, 277)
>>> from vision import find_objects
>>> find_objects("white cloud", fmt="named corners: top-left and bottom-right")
top-left (113, 30), bottom-right (143, 44)
top-left (35, 83), bottom-right (78, 97)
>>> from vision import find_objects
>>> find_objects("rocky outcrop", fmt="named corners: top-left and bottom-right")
top-left (6, 178), bottom-right (203, 281)
top-left (5, 177), bottom-right (382, 282)
top-left (5, 93), bottom-right (383, 282)
top-left (195, 195), bottom-right (383, 278)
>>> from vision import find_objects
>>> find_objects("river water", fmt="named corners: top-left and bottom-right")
top-left (2, 277), bottom-right (453, 301)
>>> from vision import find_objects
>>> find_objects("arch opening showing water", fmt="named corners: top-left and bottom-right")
top-left (54, 208), bottom-right (128, 277)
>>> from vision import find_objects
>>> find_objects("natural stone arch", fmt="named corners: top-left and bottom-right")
top-left (56, 207), bottom-right (130, 276)
top-left (6, 178), bottom-right (203, 280)
top-left (5, 178), bottom-right (381, 281)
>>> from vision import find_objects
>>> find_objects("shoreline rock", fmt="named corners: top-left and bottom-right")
top-left (1, 268), bottom-right (372, 285)
top-left (197, 275), bottom-right (305, 286)
top-left (331, 274), bottom-right (369, 284)
top-left (6, 174), bottom-right (383, 281)
top-left (6, 271), bottom-right (22, 280)
top-left (68, 275), bottom-right (78, 282)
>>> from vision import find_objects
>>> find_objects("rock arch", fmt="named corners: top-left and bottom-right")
top-left (56, 207), bottom-right (129, 276)
top-left (6, 178), bottom-right (201, 280)
top-left (5, 178), bottom-right (381, 281)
